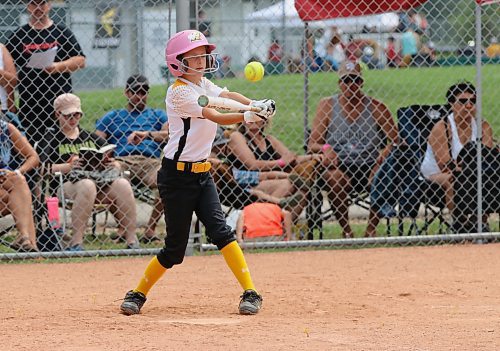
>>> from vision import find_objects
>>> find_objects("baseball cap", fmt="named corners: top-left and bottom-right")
top-left (54, 93), bottom-right (83, 115)
top-left (338, 61), bottom-right (363, 80)
top-left (126, 74), bottom-right (150, 92)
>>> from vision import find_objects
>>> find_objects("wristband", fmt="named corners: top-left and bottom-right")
top-left (276, 158), bottom-right (286, 167)
top-left (14, 169), bottom-right (22, 176)
top-left (321, 144), bottom-right (331, 152)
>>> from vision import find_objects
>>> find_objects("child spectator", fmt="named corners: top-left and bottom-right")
top-left (236, 202), bottom-right (292, 243)
top-left (40, 93), bottom-right (139, 251)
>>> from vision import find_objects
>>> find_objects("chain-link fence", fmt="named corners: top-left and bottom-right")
top-left (0, 0), bottom-right (498, 261)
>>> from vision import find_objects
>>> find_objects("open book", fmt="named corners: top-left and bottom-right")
top-left (79, 144), bottom-right (116, 171)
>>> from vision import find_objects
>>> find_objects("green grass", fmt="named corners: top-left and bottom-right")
top-left (301, 218), bottom-right (500, 240)
top-left (78, 64), bottom-right (500, 153)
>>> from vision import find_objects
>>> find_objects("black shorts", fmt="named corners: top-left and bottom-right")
top-left (338, 162), bottom-right (373, 194)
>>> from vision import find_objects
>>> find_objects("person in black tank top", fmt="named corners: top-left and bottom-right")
top-left (227, 120), bottom-right (321, 220)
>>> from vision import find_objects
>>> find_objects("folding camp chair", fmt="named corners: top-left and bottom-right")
top-left (393, 104), bottom-right (450, 235)
top-left (306, 169), bottom-right (383, 239)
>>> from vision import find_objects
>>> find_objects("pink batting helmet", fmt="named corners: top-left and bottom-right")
top-left (165, 30), bottom-right (217, 77)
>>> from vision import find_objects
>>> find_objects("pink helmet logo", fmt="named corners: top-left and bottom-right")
top-left (165, 30), bottom-right (218, 77)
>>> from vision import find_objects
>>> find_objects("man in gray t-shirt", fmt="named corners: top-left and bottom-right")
top-left (308, 61), bottom-right (398, 238)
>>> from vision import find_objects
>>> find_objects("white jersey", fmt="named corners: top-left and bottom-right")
top-left (421, 113), bottom-right (478, 178)
top-left (163, 77), bottom-right (226, 162)
top-left (0, 45), bottom-right (8, 111)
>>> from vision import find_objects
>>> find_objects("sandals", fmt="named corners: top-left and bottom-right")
top-left (10, 236), bottom-right (39, 253)
top-left (140, 235), bottom-right (162, 244)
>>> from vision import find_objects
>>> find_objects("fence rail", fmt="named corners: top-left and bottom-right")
top-left (0, 0), bottom-right (498, 262)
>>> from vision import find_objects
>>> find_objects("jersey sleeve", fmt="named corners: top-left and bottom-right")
top-left (169, 85), bottom-right (203, 118)
top-left (202, 77), bottom-right (226, 97)
top-left (60, 26), bottom-right (85, 60)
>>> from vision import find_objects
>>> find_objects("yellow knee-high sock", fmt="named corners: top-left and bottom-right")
top-left (134, 256), bottom-right (167, 295)
top-left (220, 241), bottom-right (256, 292)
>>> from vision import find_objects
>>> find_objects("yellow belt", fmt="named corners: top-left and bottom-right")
top-left (176, 161), bottom-right (212, 173)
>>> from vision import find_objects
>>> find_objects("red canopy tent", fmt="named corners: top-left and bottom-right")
top-left (476, 0), bottom-right (499, 5)
top-left (295, 0), bottom-right (429, 21)
top-left (294, 0), bottom-right (431, 153)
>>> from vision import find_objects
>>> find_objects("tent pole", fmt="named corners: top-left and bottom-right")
top-left (303, 22), bottom-right (310, 152)
top-left (474, 3), bottom-right (483, 234)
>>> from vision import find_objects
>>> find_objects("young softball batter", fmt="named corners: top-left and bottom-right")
top-left (120, 30), bottom-right (275, 315)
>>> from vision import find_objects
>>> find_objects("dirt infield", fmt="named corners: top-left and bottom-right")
top-left (1, 244), bottom-right (499, 351)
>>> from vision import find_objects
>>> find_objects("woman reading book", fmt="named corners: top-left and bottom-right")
top-left (39, 93), bottom-right (139, 251)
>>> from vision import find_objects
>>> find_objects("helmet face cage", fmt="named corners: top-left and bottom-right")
top-left (179, 52), bottom-right (220, 75)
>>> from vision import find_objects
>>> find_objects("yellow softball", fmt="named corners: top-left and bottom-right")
top-left (244, 61), bottom-right (265, 82)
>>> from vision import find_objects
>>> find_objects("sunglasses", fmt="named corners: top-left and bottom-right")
top-left (129, 87), bottom-right (149, 95)
top-left (340, 75), bottom-right (363, 85)
top-left (455, 97), bottom-right (476, 105)
top-left (61, 112), bottom-right (82, 120)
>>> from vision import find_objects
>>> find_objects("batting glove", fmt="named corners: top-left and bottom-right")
top-left (250, 99), bottom-right (267, 111)
top-left (243, 111), bottom-right (263, 124)
top-left (254, 99), bottom-right (276, 120)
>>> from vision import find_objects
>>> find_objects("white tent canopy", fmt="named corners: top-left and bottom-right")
top-left (246, 0), bottom-right (399, 33)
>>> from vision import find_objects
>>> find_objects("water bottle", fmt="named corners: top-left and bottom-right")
top-left (46, 197), bottom-right (60, 229)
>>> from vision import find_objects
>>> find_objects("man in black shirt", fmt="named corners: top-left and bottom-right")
top-left (6, 0), bottom-right (86, 144)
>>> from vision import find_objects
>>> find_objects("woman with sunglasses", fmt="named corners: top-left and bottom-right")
top-left (39, 93), bottom-right (139, 251)
top-left (421, 82), bottom-right (494, 222)
top-left (308, 61), bottom-right (398, 238)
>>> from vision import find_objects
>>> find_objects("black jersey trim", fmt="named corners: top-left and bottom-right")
top-left (173, 118), bottom-right (191, 161)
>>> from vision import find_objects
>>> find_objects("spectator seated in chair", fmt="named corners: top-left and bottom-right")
top-left (420, 81), bottom-right (495, 232)
top-left (308, 61), bottom-right (398, 238)
top-left (0, 119), bottom-right (39, 252)
top-left (39, 93), bottom-right (139, 251)
top-left (236, 202), bottom-right (292, 244)
top-left (226, 120), bottom-right (320, 221)
top-left (95, 74), bottom-right (169, 244)
top-left (209, 127), bottom-right (307, 213)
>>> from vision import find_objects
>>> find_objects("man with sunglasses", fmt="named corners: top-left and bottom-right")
top-left (421, 81), bottom-right (495, 231)
top-left (308, 61), bottom-right (398, 238)
top-left (95, 75), bottom-right (168, 243)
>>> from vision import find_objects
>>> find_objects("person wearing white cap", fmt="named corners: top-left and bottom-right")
top-left (39, 93), bottom-right (139, 251)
